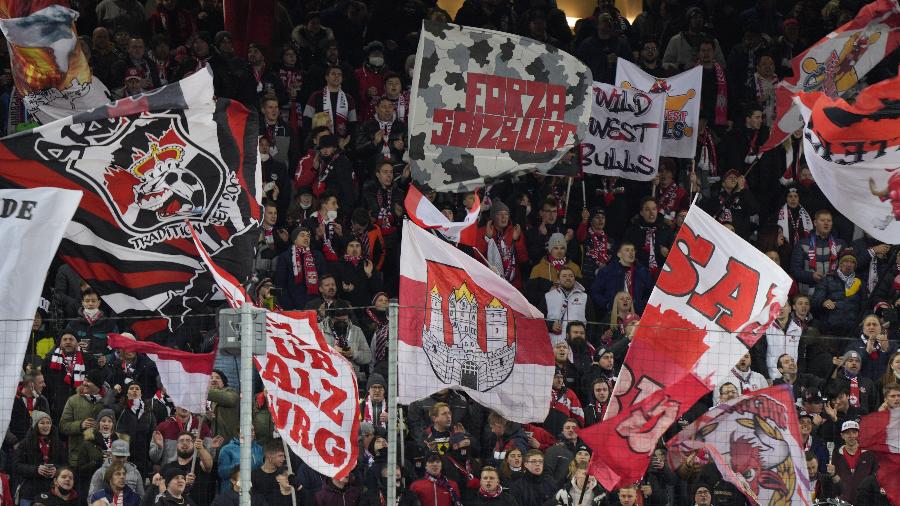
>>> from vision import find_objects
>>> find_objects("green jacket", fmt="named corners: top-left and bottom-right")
top-left (75, 429), bottom-right (129, 478)
top-left (207, 387), bottom-right (239, 441)
top-left (59, 394), bottom-right (106, 467)
top-left (253, 401), bottom-right (277, 447)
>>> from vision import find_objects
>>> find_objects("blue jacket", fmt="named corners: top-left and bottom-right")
top-left (217, 438), bottom-right (264, 492)
top-left (274, 247), bottom-right (327, 310)
top-left (811, 272), bottom-right (863, 335)
top-left (89, 486), bottom-right (141, 506)
top-left (590, 261), bottom-right (651, 314)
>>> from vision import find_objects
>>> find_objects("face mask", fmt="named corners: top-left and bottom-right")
top-left (368, 56), bottom-right (384, 67)
top-left (300, 202), bottom-right (312, 210)
top-left (83, 308), bottom-right (100, 319)
top-left (259, 153), bottom-right (270, 162)
top-left (326, 210), bottom-right (338, 221)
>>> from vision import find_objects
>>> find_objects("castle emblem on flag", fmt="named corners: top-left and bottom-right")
top-left (421, 262), bottom-right (517, 392)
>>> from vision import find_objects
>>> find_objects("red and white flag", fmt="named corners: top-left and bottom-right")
top-left (108, 333), bottom-right (216, 413)
top-left (189, 226), bottom-right (359, 479)
top-left (405, 185), bottom-right (480, 246)
top-left (580, 205), bottom-right (792, 490)
top-left (398, 219), bottom-right (554, 423)
top-left (668, 385), bottom-right (811, 506)
top-left (859, 407), bottom-right (900, 505)
top-left (761, 0), bottom-right (900, 152)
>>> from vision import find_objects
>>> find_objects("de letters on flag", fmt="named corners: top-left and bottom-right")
top-left (408, 21), bottom-right (591, 192)
top-left (581, 82), bottom-right (664, 181)
top-left (615, 60), bottom-right (702, 159)
top-left (580, 205), bottom-right (792, 490)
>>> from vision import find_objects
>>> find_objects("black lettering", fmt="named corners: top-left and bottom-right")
top-left (591, 147), bottom-right (655, 175)
top-left (16, 200), bottom-right (37, 220)
top-left (0, 199), bottom-right (17, 218)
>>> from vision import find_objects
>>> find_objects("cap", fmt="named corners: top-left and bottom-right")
top-left (85, 369), bottom-right (105, 388)
top-left (97, 409), bottom-right (116, 423)
top-left (575, 444), bottom-right (592, 455)
top-left (547, 232), bottom-right (566, 253)
top-left (161, 465), bottom-right (186, 485)
top-left (111, 439), bottom-right (130, 456)
top-left (841, 420), bottom-right (860, 432)
top-left (290, 226), bottom-right (310, 244)
top-left (838, 248), bottom-right (857, 264)
top-left (803, 390), bottom-right (826, 403)
top-left (31, 410), bottom-right (51, 428)
top-left (214, 30), bottom-right (232, 46)
top-left (490, 199), bottom-right (509, 221)
top-left (842, 350), bottom-right (862, 363)
top-left (364, 41), bottom-right (385, 54)
top-left (124, 67), bottom-right (142, 82)
top-left (367, 373), bottom-right (386, 390)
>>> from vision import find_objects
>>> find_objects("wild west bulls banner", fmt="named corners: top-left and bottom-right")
top-left (0, 188), bottom-right (80, 443)
top-left (408, 21), bottom-right (591, 192)
top-left (580, 205), bottom-right (792, 490)
top-left (581, 82), bottom-right (664, 180)
top-left (398, 220), bottom-right (554, 423)
top-left (796, 73), bottom-right (900, 244)
top-left (615, 60), bottom-right (702, 159)
top-left (0, 68), bottom-right (261, 337)
top-left (668, 385), bottom-right (811, 506)
top-left (762, 0), bottom-right (900, 153)
top-left (0, 5), bottom-right (112, 124)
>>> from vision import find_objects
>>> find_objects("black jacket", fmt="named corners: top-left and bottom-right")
top-left (15, 428), bottom-right (67, 500)
top-left (9, 393), bottom-right (49, 442)
top-left (510, 472), bottom-right (557, 506)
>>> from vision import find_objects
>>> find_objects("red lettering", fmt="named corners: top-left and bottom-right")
top-left (474, 113), bottom-right (503, 149)
top-left (431, 109), bottom-right (455, 145)
top-left (536, 120), bottom-right (564, 152)
top-left (466, 73), bottom-right (488, 114)
top-left (268, 396), bottom-right (293, 430)
top-left (656, 224), bottom-right (714, 296)
top-left (545, 84), bottom-right (566, 121)
top-left (516, 117), bottom-right (541, 152)
top-left (319, 378), bottom-right (347, 425)
top-left (305, 348), bottom-right (338, 377)
top-left (688, 258), bottom-right (761, 332)
top-left (289, 405), bottom-right (313, 450)
top-left (524, 80), bottom-right (548, 119)
top-left (555, 122), bottom-right (577, 149)
top-left (271, 336), bottom-right (305, 362)
top-left (447, 111), bottom-right (474, 148)
top-left (504, 78), bottom-right (525, 116)
top-left (260, 353), bottom-right (295, 393)
top-left (496, 116), bottom-right (521, 150)
top-left (314, 428), bottom-right (348, 466)
top-left (293, 367), bottom-right (321, 405)
top-left (481, 74), bottom-right (506, 116)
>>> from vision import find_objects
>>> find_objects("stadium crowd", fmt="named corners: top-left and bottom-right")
top-left (2, 0), bottom-right (900, 505)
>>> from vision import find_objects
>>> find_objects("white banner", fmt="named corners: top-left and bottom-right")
top-left (581, 82), bottom-right (665, 180)
top-left (0, 188), bottom-right (81, 439)
top-left (615, 60), bottom-right (702, 159)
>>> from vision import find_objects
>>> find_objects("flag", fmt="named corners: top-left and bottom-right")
top-left (408, 21), bottom-right (591, 192)
top-left (0, 5), bottom-right (111, 124)
top-left (107, 333), bottom-right (216, 413)
top-left (859, 407), bottom-right (900, 505)
top-left (761, 0), bottom-right (900, 152)
top-left (223, 0), bottom-right (274, 58)
top-left (581, 82), bottom-right (665, 180)
top-left (0, 67), bottom-right (261, 338)
top-left (796, 73), bottom-right (900, 244)
top-left (580, 205), bottom-right (792, 490)
top-left (189, 226), bottom-right (360, 479)
top-left (615, 60), bottom-right (702, 159)
top-left (404, 184), bottom-right (481, 246)
top-left (0, 187), bottom-right (80, 442)
top-left (399, 219), bottom-right (554, 423)
top-left (667, 385), bottom-right (811, 506)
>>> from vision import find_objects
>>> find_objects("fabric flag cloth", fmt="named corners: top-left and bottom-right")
top-left (667, 384), bottom-right (811, 506)
top-left (0, 67), bottom-right (261, 339)
top-left (399, 219), bottom-right (554, 423)
top-left (796, 72), bottom-right (900, 244)
top-left (223, 0), bottom-right (274, 58)
top-left (615, 60), bottom-right (702, 159)
top-left (0, 187), bottom-right (80, 443)
top-left (858, 407), bottom-right (900, 505)
top-left (408, 21), bottom-right (591, 192)
top-left (761, 0), bottom-right (900, 153)
top-left (107, 333), bottom-right (216, 413)
top-left (189, 226), bottom-right (360, 479)
top-left (404, 184), bottom-right (481, 246)
top-left (580, 205), bottom-right (792, 490)
top-left (0, 5), bottom-right (112, 125)
top-left (581, 82), bottom-right (665, 180)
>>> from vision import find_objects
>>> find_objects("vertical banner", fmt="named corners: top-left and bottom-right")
top-left (580, 82), bottom-right (664, 180)
top-left (0, 188), bottom-right (81, 440)
top-left (615, 60), bottom-right (702, 159)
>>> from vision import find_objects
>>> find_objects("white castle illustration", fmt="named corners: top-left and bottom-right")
top-left (422, 282), bottom-right (517, 392)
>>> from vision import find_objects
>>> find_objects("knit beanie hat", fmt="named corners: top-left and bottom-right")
top-left (547, 233), bottom-right (566, 253)
top-left (31, 410), bottom-right (50, 428)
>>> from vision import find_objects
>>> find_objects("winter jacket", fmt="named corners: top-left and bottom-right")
top-left (314, 480), bottom-right (363, 506)
top-left (9, 392), bottom-right (49, 442)
top-left (855, 474), bottom-right (892, 506)
top-left (622, 216), bottom-right (675, 274)
top-left (42, 350), bottom-right (100, 420)
top-left (88, 458), bottom-right (144, 498)
top-left (791, 235), bottom-right (847, 292)
top-left (320, 317), bottom-right (372, 382)
top-left (14, 428), bottom-right (67, 500)
top-left (274, 246), bottom-right (327, 311)
top-left (409, 476), bottom-right (462, 506)
top-left (662, 32), bottom-right (726, 70)
top-left (114, 401), bottom-right (157, 475)
top-left (217, 438), bottom-right (263, 492)
top-left (543, 440), bottom-right (577, 486)
top-left (553, 475), bottom-right (607, 506)
top-left (483, 422), bottom-right (529, 465)
top-left (65, 310), bottom-right (119, 360)
top-left (832, 446), bottom-right (877, 505)
top-left (590, 262), bottom-right (651, 314)
top-left (510, 472), bottom-right (558, 506)
top-left (475, 224), bottom-right (530, 289)
top-left (811, 272), bottom-right (864, 335)
top-left (408, 392), bottom-right (483, 451)
top-left (543, 283), bottom-right (591, 343)
top-left (529, 258), bottom-right (582, 286)
top-left (75, 429), bottom-right (130, 481)
top-left (59, 393), bottom-right (111, 467)
top-left (207, 386), bottom-right (240, 440)
top-left (141, 490), bottom-right (198, 506)
top-left (468, 490), bottom-right (520, 506)
top-left (89, 486), bottom-right (141, 506)
top-left (107, 355), bottom-right (160, 401)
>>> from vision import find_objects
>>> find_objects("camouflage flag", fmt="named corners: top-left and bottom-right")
top-left (408, 22), bottom-right (591, 192)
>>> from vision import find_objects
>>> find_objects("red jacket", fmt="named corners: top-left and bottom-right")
top-left (409, 476), bottom-right (461, 506)
top-left (354, 66), bottom-right (386, 123)
top-left (474, 223), bottom-right (529, 288)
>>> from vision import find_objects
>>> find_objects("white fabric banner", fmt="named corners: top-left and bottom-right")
top-left (0, 188), bottom-right (81, 438)
top-left (581, 82), bottom-right (665, 180)
top-left (615, 60), bottom-right (702, 159)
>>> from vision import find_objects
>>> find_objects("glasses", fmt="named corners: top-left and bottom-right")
top-left (526, 459), bottom-right (544, 465)
top-left (696, 490), bottom-right (711, 495)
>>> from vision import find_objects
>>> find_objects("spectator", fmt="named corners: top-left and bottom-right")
top-left (542, 421), bottom-right (583, 486)
top-left (206, 370), bottom-right (239, 440)
top-left (409, 452), bottom-right (462, 506)
top-left (762, 305), bottom-right (803, 379)
top-left (713, 352), bottom-right (767, 404)
top-left (88, 437), bottom-right (144, 498)
top-left (96, 0), bottom-right (146, 38)
top-left (577, 208), bottom-right (612, 289)
top-left (354, 41), bottom-right (388, 123)
top-left (66, 288), bottom-right (118, 363)
top-left (320, 301), bottom-right (372, 382)
top-left (216, 430), bottom-right (262, 494)
top-left (477, 200), bottom-right (528, 289)
top-left (575, 13), bottom-right (631, 84)
top-left (259, 98), bottom-right (296, 179)
top-left (792, 209), bottom-right (846, 295)
top-left (153, 408), bottom-right (212, 464)
top-left (812, 249), bottom-right (864, 335)
top-left (583, 377), bottom-right (611, 426)
top-left (624, 197), bottom-right (673, 278)
top-left (274, 227), bottom-right (326, 311)
top-left (826, 349), bottom-right (878, 415)
top-left (545, 370), bottom-right (584, 436)
top-left (305, 274), bottom-right (349, 318)
top-left (510, 449), bottom-right (560, 506)
top-left (831, 421), bottom-right (876, 505)
top-left (10, 372), bottom-right (50, 443)
top-left (591, 242), bottom-right (651, 314)
top-left (554, 463), bottom-right (606, 506)
top-left (797, 412), bottom-right (829, 474)
top-left (146, 466), bottom-right (196, 505)
top-left (148, 0), bottom-right (195, 49)
top-left (499, 447), bottom-right (525, 486)
top-left (304, 66), bottom-right (358, 142)
top-left (663, 7), bottom-right (725, 71)
top-left (845, 314), bottom-right (897, 381)
top-left (90, 27), bottom-right (122, 88)
top-left (87, 461), bottom-right (141, 506)
top-left (470, 466), bottom-right (518, 506)
top-left (16, 411), bottom-right (67, 504)
top-left (74, 408), bottom-right (128, 493)
top-left (60, 369), bottom-right (111, 468)
top-left (32, 466), bottom-right (78, 506)
top-left (237, 43), bottom-right (288, 109)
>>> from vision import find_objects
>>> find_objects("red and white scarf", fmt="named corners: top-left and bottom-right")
top-left (731, 367), bottom-right (752, 394)
top-left (261, 223), bottom-right (275, 249)
top-left (129, 398), bottom-right (144, 420)
top-left (375, 185), bottom-right (395, 233)
top-left (778, 204), bottom-right (812, 245)
top-left (48, 348), bottom-right (85, 387)
top-left (377, 118), bottom-right (393, 157)
top-left (154, 390), bottom-right (174, 418)
top-left (754, 72), bottom-right (778, 125)
top-left (362, 395), bottom-right (387, 426)
top-left (807, 234), bottom-right (838, 273)
top-left (291, 246), bottom-right (319, 295)
top-left (322, 87), bottom-right (350, 136)
top-left (657, 182), bottom-right (680, 220)
top-left (713, 63), bottom-right (728, 126)
top-left (493, 232), bottom-right (516, 282)
top-left (624, 264), bottom-right (635, 297)
top-left (844, 369), bottom-right (861, 408)
top-left (585, 228), bottom-right (610, 266)
top-left (642, 225), bottom-right (658, 272)
top-left (548, 254), bottom-right (567, 273)
top-left (697, 127), bottom-right (718, 177)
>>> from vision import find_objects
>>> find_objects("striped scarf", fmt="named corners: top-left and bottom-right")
top-left (48, 348), bottom-right (85, 387)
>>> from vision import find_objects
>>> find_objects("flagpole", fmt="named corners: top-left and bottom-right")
top-left (282, 438), bottom-right (297, 506)
top-left (190, 414), bottom-right (205, 475)
top-left (563, 177), bottom-right (573, 224)
top-left (239, 301), bottom-right (254, 506)
top-left (387, 299), bottom-right (399, 506)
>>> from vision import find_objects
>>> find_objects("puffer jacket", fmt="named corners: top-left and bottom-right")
top-left (314, 480), bottom-right (363, 506)
top-left (811, 272), bottom-right (864, 335)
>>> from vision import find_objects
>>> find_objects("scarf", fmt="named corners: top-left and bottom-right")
top-left (778, 204), bottom-right (813, 245)
top-left (38, 436), bottom-right (50, 463)
top-left (782, 137), bottom-right (803, 183)
top-left (322, 87), bottom-right (350, 136)
top-left (291, 245), bottom-right (319, 295)
top-left (83, 392), bottom-right (102, 404)
top-left (624, 264), bottom-right (635, 297)
top-left (375, 185), bottom-right (395, 233)
top-left (48, 347), bottom-right (85, 387)
top-left (367, 308), bottom-right (389, 364)
top-left (129, 398), bottom-right (144, 419)
top-left (82, 308), bottom-right (102, 325)
top-left (658, 182), bottom-right (680, 220)
top-left (642, 224), bottom-right (658, 272)
top-left (362, 395), bottom-right (387, 426)
top-left (344, 254), bottom-right (363, 266)
top-left (731, 367), bottom-right (752, 394)
top-left (548, 254), bottom-right (567, 272)
top-left (97, 430), bottom-right (113, 452)
top-left (697, 127), bottom-right (718, 177)
top-left (844, 369), bottom-right (861, 407)
top-left (836, 269), bottom-right (860, 295)
top-left (713, 63), bottom-right (728, 125)
top-left (744, 128), bottom-right (761, 164)
top-left (154, 390), bottom-right (175, 418)
top-left (479, 486), bottom-right (503, 498)
top-left (754, 72), bottom-right (778, 126)
top-left (261, 223), bottom-right (274, 249)
top-left (494, 231), bottom-right (517, 282)
top-left (377, 118), bottom-right (393, 157)
top-left (867, 248), bottom-right (880, 294)
top-left (807, 234), bottom-right (838, 273)
top-left (425, 473), bottom-right (463, 506)
top-left (585, 228), bottom-right (610, 267)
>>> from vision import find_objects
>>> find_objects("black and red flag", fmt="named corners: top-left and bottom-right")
top-left (0, 68), bottom-right (261, 337)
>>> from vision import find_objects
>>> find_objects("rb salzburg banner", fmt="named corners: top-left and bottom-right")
top-left (796, 73), bottom-right (900, 244)
top-left (615, 60), bottom-right (702, 159)
top-left (405, 184), bottom-right (481, 246)
top-left (581, 82), bottom-right (664, 180)
top-left (762, 0), bottom-right (900, 153)
top-left (0, 187), bottom-right (80, 443)
top-left (580, 205), bottom-right (792, 490)
top-left (189, 226), bottom-right (360, 479)
top-left (0, 67), bottom-right (261, 338)
top-left (408, 21), bottom-right (591, 192)
top-left (667, 385), bottom-right (811, 506)
top-left (398, 220), bottom-right (554, 423)
top-left (0, 5), bottom-right (112, 124)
